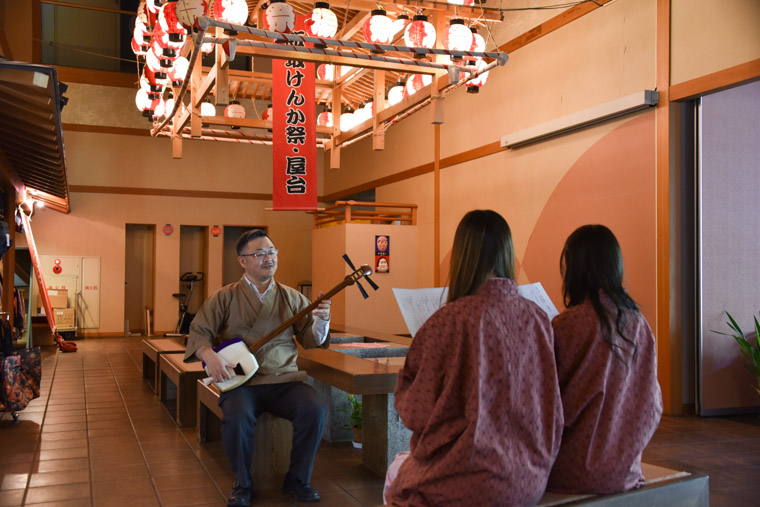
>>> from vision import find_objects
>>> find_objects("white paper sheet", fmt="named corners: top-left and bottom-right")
top-left (393, 282), bottom-right (559, 337)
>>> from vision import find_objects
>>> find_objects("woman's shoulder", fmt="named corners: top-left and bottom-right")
top-left (552, 299), bottom-right (596, 328)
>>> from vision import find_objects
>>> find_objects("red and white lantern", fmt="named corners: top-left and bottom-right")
top-left (135, 88), bottom-right (160, 117)
top-left (353, 102), bottom-right (371, 124)
top-left (339, 107), bottom-right (355, 132)
top-left (145, 46), bottom-right (169, 75)
top-left (404, 14), bottom-right (436, 49)
top-left (317, 110), bottom-right (333, 127)
top-left (465, 59), bottom-right (489, 93)
top-left (405, 73), bottom-right (432, 96)
top-left (140, 68), bottom-right (164, 97)
top-left (265, 0), bottom-right (295, 33)
top-left (262, 104), bottom-right (273, 121)
top-left (159, 2), bottom-right (186, 36)
top-left (305, 2), bottom-right (338, 38)
top-left (447, 0), bottom-right (474, 5)
top-left (470, 27), bottom-right (485, 59)
top-left (317, 64), bottom-right (334, 81)
top-left (213, 0), bottom-right (249, 26)
top-left (392, 14), bottom-right (410, 35)
top-left (224, 100), bottom-right (246, 119)
top-left (442, 19), bottom-right (473, 53)
top-left (363, 9), bottom-right (394, 45)
top-left (387, 81), bottom-right (406, 106)
top-left (167, 56), bottom-right (189, 85)
top-left (175, 0), bottom-right (207, 31)
top-left (339, 65), bottom-right (354, 78)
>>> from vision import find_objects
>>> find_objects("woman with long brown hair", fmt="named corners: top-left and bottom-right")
top-left (385, 210), bottom-right (563, 506)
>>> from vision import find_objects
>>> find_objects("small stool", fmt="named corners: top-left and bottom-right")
top-left (197, 379), bottom-right (293, 490)
top-left (141, 339), bottom-right (185, 393)
top-left (158, 354), bottom-right (206, 427)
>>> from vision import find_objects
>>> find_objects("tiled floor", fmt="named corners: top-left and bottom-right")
top-left (1, 337), bottom-right (759, 506)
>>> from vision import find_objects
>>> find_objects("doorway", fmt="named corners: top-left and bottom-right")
top-left (179, 225), bottom-right (208, 316)
top-left (222, 226), bottom-right (264, 286)
top-left (124, 224), bottom-right (155, 336)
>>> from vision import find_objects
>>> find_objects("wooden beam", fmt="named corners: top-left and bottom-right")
top-left (670, 58), bottom-right (760, 101)
top-left (434, 123), bottom-right (440, 287)
top-left (215, 27), bottom-right (230, 105)
top-left (322, 0), bottom-right (502, 22)
top-left (69, 185), bottom-right (272, 201)
top-left (373, 69), bottom-right (385, 151)
top-left (2, 185), bottom-right (16, 330)
top-left (336, 12), bottom-right (370, 40)
top-left (62, 123), bottom-right (150, 136)
top-left (55, 66), bottom-right (136, 88)
top-left (331, 84), bottom-right (342, 169)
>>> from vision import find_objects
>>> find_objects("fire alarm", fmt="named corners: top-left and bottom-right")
top-left (53, 265), bottom-right (62, 274)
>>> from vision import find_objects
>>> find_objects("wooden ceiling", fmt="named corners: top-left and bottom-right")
top-left (0, 60), bottom-right (69, 213)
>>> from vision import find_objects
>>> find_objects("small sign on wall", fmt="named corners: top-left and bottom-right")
top-left (375, 235), bottom-right (389, 273)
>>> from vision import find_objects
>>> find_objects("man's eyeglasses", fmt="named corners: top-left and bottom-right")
top-left (240, 249), bottom-right (278, 260)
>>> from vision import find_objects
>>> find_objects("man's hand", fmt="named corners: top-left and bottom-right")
top-left (195, 345), bottom-right (236, 383)
top-left (312, 291), bottom-right (331, 321)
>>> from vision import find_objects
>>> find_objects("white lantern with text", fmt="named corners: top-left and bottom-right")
top-left (404, 15), bottom-right (436, 49)
top-left (136, 88), bottom-right (160, 118)
top-left (387, 81), bottom-right (406, 106)
top-left (405, 74), bottom-right (432, 96)
top-left (305, 2), bottom-right (338, 38)
top-left (469, 27), bottom-right (485, 61)
top-left (213, 0), bottom-right (249, 27)
top-left (363, 9), bottom-right (394, 45)
top-left (442, 19), bottom-right (473, 57)
top-left (225, 100), bottom-right (246, 129)
top-left (201, 101), bottom-right (216, 117)
top-left (167, 56), bottom-right (189, 86)
top-left (447, 0), bottom-right (474, 5)
top-left (265, 0), bottom-right (295, 33)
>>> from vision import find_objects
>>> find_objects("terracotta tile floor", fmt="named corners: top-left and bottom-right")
top-left (1, 337), bottom-right (759, 506)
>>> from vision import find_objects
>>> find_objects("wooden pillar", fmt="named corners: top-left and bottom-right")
top-left (433, 124), bottom-right (441, 287)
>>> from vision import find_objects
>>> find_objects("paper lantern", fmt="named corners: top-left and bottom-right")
top-left (442, 19), bottom-right (473, 53)
top-left (469, 27), bottom-right (485, 62)
top-left (317, 63), bottom-right (334, 81)
top-left (175, 0), bottom-right (207, 30)
top-left (305, 2), bottom-right (338, 38)
top-left (340, 65), bottom-right (354, 77)
top-left (131, 36), bottom-right (148, 56)
top-left (167, 56), bottom-right (189, 86)
top-left (404, 15), bottom-right (436, 49)
top-left (392, 14), bottom-right (410, 35)
top-left (363, 9), bottom-right (394, 45)
top-left (466, 59), bottom-right (489, 93)
top-left (159, 2), bottom-right (187, 37)
top-left (154, 98), bottom-right (166, 119)
top-left (164, 96), bottom-right (176, 118)
top-left (447, 0), bottom-right (474, 5)
top-left (134, 17), bottom-right (151, 43)
top-left (265, 0), bottom-right (295, 33)
top-left (339, 107), bottom-right (355, 132)
top-left (387, 81), bottom-right (405, 106)
top-left (405, 74), bottom-right (432, 96)
top-left (213, 0), bottom-right (249, 26)
top-left (201, 101), bottom-right (216, 116)
top-left (135, 88), bottom-right (159, 117)
top-left (353, 103), bottom-right (371, 124)
top-left (140, 69), bottom-right (163, 97)
top-left (146, 0), bottom-right (161, 14)
top-left (145, 46), bottom-right (169, 75)
top-left (317, 110), bottom-right (332, 127)
top-left (224, 100), bottom-right (246, 119)
top-left (262, 104), bottom-right (273, 121)
top-left (363, 100), bottom-right (374, 116)
top-left (152, 21), bottom-right (183, 53)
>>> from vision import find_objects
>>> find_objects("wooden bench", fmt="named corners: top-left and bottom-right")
top-left (158, 353), bottom-right (206, 427)
top-left (141, 338), bottom-right (185, 393)
top-left (380, 464), bottom-right (708, 506)
top-left (197, 380), bottom-right (293, 490)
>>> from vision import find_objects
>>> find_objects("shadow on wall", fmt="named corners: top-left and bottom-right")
top-left (521, 113), bottom-right (657, 323)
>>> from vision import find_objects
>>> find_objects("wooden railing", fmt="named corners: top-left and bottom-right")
top-left (312, 200), bottom-right (417, 229)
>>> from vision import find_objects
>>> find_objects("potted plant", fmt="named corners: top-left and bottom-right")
top-left (341, 394), bottom-right (363, 448)
top-left (714, 311), bottom-right (760, 396)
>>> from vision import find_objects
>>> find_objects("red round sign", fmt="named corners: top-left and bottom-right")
top-left (211, 225), bottom-right (221, 237)
top-left (163, 224), bottom-right (174, 236)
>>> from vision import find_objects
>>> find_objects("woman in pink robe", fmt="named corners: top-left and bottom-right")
top-left (548, 225), bottom-right (663, 494)
top-left (385, 210), bottom-right (563, 507)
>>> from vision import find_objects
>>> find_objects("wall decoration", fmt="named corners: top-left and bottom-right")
top-left (163, 224), bottom-right (174, 236)
top-left (375, 235), bottom-right (389, 273)
top-left (211, 225), bottom-right (221, 237)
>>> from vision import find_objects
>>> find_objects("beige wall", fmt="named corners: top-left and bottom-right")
top-left (671, 0), bottom-right (760, 85)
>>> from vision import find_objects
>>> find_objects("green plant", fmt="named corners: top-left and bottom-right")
top-left (341, 394), bottom-right (362, 430)
top-left (714, 311), bottom-right (760, 395)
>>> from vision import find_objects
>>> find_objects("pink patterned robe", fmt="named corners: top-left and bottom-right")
top-left (547, 295), bottom-right (663, 494)
top-left (386, 278), bottom-right (563, 507)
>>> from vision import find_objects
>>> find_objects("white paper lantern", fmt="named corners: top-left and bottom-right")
top-left (387, 81), bottom-right (405, 106)
top-left (340, 108), bottom-right (355, 132)
top-left (201, 101), bottom-right (216, 116)
top-left (405, 74), bottom-right (432, 96)
top-left (265, 0), bottom-right (295, 33)
top-left (447, 0), bottom-right (474, 5)
top-left (466, 59), bottom-right (489, 92)
top-left (353, 104), bottom-right (371, 124)
top-left (442, 19), bottom-right (473, 52)
top-left (168, 56), bottom-right (189, 85)
top-left (317, 64), bottom-right (334, 81)
top-left (224, 101), bottom-right (246, 119)
top-left (404, 15), bottom-right (436, 49)
top-left (340, 65), bottom-right (354, 77)
top-left (317, 110), bottom-right (333, 127)
top-left (135, 88), bottom-right (159, 116)
top-left (392, 14), bottom-right (410, 35)
top-left (175, 0), bottom-right (207, 30)
top-left (363, 9), bottom-right (394, 45)
top-left (262, 104), bottom-right (273, 121)
top-left (305, 2), bottom-right (338, 38)
top-left (213, 0), bottom-right (249, 25)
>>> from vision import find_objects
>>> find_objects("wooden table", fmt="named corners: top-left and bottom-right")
top-left (141, 338), bottom-right (185, 393)
top-left (298, 325), bottom-right (410, 475)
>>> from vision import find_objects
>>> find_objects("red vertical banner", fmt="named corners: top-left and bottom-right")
top-left (272, 21), bottom-right (317, 210)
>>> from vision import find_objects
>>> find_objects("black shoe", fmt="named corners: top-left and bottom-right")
top-left (282, 472), bottom-right (320, 502)
top-left (227, 482), bottom-right (252, 507)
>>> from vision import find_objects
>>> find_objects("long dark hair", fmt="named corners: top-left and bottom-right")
top-left (560, 225), bottom-right (639, 363)
top-left (447, 210), bottom-right (514, 303)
